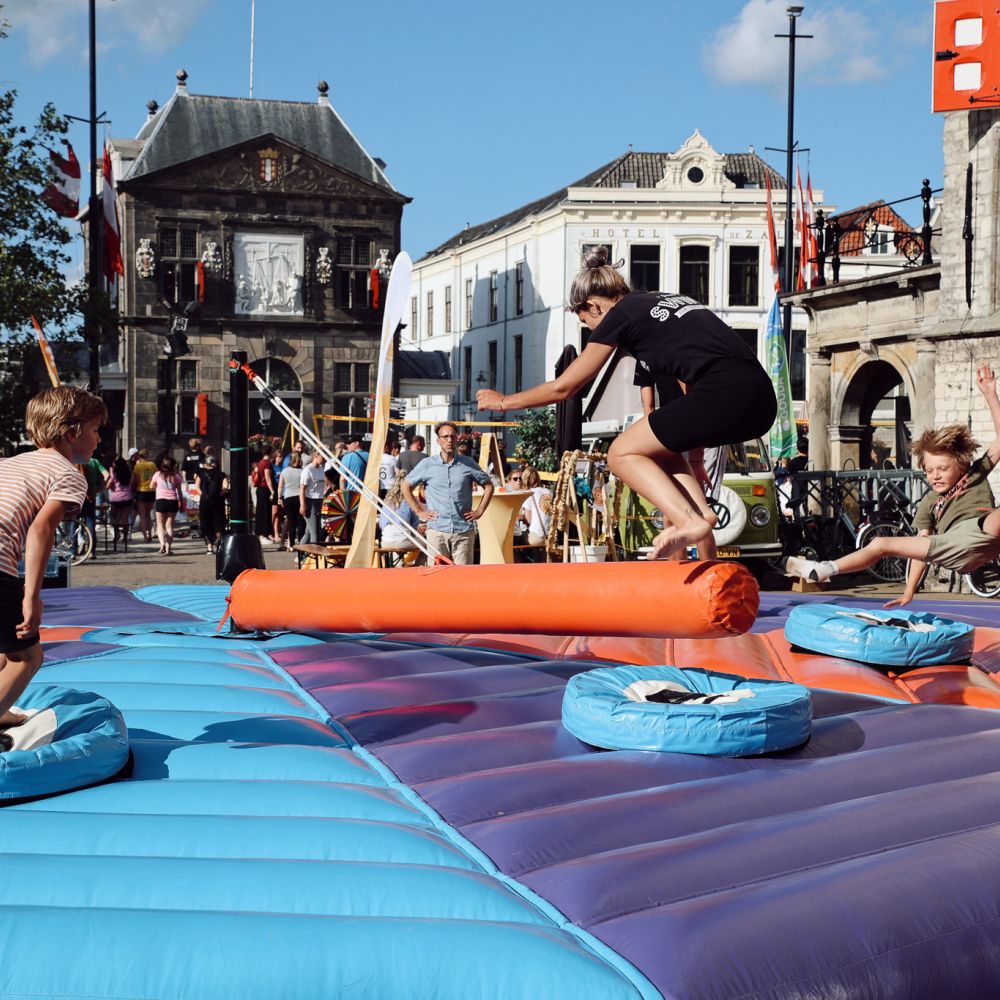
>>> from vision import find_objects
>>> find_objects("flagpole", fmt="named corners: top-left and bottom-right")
top-left (249, 0), bottom-right (255, 98)
top-left (86, 0), bottom-right (102, 392)
top-left (776, 6), bottom-right (810, 400)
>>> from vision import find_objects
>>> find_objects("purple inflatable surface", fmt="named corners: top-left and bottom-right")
top-left (277, 595), bottom-right (1000, 1000)
top-left (39, 587), bottom-right (197, 627)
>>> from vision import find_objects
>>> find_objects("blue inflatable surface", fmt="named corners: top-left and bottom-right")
top-left (0, 683), bottom-right (129, 801)
top-left (785, 603), bottom-right (975, 667)
top-left (13, 584), bottom-right (1000, 999)
top-left (561, 665), bottom-right (812, 754)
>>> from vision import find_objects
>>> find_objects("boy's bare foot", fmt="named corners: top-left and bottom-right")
top-left (0, 710), bottom-right (27, 728)
top-left (650, 518), bottom-right (713, 560)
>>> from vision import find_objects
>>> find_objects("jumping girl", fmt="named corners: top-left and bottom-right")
top-left (477, 249), bottom-right (777, 558)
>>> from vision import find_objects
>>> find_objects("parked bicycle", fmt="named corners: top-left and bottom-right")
top-left (54, 518), bottom-right (95, 566)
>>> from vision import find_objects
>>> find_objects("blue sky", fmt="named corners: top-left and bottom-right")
top-left (4, 0), bottom-right (940, 261)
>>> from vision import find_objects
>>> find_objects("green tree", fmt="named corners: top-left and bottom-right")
top-left (513, 406), bottom-right (558, 472)
top-left (0, 5), bottom-right (93, 450)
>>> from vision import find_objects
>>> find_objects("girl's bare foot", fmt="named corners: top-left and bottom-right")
top-left (0, 710), bottom-right (27, 728)
top-left (650, 518), bottom-right (713, 560)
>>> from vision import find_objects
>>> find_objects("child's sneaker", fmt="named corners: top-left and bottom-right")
top-left (783, 555), bottom-right (837, 583)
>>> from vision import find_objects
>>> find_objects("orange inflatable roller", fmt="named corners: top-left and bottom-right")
top-left (228, 560), bottom-right (759, 639)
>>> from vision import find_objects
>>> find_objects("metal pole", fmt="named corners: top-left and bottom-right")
top-left (781, 5), bottom-right (801, 366)
top-left (249, 0), bottom-right (256, 98)
top-left (86, 0), bottom-right (102, 393)
top-left (216, 349), bottom-right (265, 582)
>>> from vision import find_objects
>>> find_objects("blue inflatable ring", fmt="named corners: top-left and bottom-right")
top-left (0, 684), bottom-right (129, 803)
top-left (784, 603), bottom-right (975, 667)
top-left (561, 665), bottom-right (812, 756)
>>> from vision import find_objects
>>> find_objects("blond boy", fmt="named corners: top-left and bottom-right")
top-left (0, 386), bottom-right (106, 728)
top-left (786, 363), bottom-right (1000, 608)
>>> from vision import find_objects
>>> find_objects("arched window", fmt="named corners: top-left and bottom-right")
top-left (248, 357), bottom-right (302, 437)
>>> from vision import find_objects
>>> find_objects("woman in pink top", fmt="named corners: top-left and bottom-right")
top-left (104, 455), bottom-right (137, 545)
top-left (150, 455), bottom-right (184, 555)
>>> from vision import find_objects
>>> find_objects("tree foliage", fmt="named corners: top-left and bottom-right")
top-left (0, 4), bottom-right (94, 450)
top-left (513, 406), bottom-right (558, 472)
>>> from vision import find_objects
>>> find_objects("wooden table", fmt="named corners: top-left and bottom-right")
top-left (474, 489), bottom-right (531, 565)
top-left (293, 544), bottom-right (351, 569)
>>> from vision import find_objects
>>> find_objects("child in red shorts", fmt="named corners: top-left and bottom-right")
top-left (0, 386), bottom-right (105, 732)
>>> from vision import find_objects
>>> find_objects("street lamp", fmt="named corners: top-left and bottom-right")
top-left (258, 399), bottom-right (273, 432)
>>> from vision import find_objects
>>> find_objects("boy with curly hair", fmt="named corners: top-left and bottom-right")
top-left (785, 362), bottom-right (1000, 608)
top-left (0, 386), bottom-right (106, 729)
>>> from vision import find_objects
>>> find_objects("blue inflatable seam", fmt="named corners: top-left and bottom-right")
top-left (254, 647), bottom-right (661, 1000)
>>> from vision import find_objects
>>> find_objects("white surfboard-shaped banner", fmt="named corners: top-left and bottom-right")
top-left (345, 251), bottom-right (412, 568)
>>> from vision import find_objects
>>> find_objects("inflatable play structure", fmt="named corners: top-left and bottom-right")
top-left (6, 571), bottom-right (1000, 998)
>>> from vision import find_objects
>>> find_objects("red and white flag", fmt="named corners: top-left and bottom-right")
top-left (764, 170), bottom-right (781, 294)
top-left (795, 166), bottom-right (808, 291)
top-left (43, 143), bottom-right (80, 218)
top-left (102, 144), bottom-right (123, 283)
top-left (805, 174), bottom-right (819, 288)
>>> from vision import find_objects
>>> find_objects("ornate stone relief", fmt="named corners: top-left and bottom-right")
top-left (201, 241), bottom-right (223, 273)
top-left (233, 231), bottom-right (304, 316)
top-left (315, 247), bottom-right (332, 285)
top-left (135, 238), bottom-right (155, 279)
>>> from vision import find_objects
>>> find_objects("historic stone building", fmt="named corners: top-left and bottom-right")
top-left (109, 71), bottom-right (408, 454)
top-left (787, 106), bottom-right (1000, 474)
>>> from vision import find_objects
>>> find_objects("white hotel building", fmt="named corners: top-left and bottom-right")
top-left (406, 131), bottom-right (821, 445)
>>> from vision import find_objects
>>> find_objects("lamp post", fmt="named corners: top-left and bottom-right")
top-left (258, 399), bottom-right (273, 434)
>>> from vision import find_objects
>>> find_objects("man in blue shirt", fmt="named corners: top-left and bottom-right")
top-left (401, 421), bottom-right (494, 564)
top-left (338, 435), bottom-right (369, 501)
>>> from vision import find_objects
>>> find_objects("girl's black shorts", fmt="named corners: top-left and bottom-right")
top-left (154, 499), bottom-right (180, 515)
top-left (647, 360), bottom-right (778, 454)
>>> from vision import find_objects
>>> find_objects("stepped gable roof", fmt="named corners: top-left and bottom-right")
top-left (421, 149), bottom-right (786, 259)
top-left (126, 91), bottom-right (398, 194)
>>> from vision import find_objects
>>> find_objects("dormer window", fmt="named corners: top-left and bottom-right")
top-left (687, 166), bottom-right (705, 184)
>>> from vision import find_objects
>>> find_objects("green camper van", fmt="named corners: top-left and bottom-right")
top-left (617, 437), bottom-right (782, 575)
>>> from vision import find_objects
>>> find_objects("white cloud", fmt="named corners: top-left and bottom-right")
top-left (5, 0), bottom-right (208, 64)
top-left (704, 0), bottom-right (887, 88)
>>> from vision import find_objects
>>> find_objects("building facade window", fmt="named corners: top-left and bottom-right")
top-left (488, 271), bottom-right (499, 323)
top-left (731, 327), bottom-right (759, 359)
top-left (488, 340), bottom-right (498, 389)
top-left (444, 285), bottom-right (452, 333)
top-left (335, 235), bottom-right (373, 309)
top-left (426, 290), bottom-right (434, 337)
top-left (464, 278), bottom-right (473, 329)
top-left (728, 245), bottom-right (760, 307)
top-left (629, 244), bottom-right (661, 292)
top-left (463, 345), bottom-right (472, 400)
top-left (410, 296), bottom-right (418, 338)
top-left (581, 243), bottom-right (613, 266)
top-left (679, 245), bottom-right (710, 305)
top-left (156, 359), bottom-right (199, 437)
top-left (159, 226), bottom-right (198, 306)
top-left (513, 335), bottom-right (523, 394)
top-left (515, 261), bottom-right (525, 315)
top-left (246, 357), bottom-right (302, 435)
top-left (867, 228), bottom-right (893, 255)
top-left (784, 328), bottom-right (806, 400)
top-left (332, 362), bottom-right (372, 421)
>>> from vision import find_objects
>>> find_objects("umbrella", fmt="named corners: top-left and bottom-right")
top-left (555, 344), bottom-right (583, 456)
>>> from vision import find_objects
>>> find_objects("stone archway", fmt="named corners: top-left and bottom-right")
top-left (835, 357), bottom-right (912, 470)
top-left (248, 357), bottom-right (302, 440)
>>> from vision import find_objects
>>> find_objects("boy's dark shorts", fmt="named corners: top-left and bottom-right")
top-left (0, 572), bottom-right (38, 654)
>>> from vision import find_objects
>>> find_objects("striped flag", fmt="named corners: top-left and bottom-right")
top-left (765, 167), bottom-right (796, 461)
top-left (805, 174), bottom-right (819, 288)
top-left (765, 295), bottom-right (796, 461)
top-left (42, 143), bottom-right (80, 218)
top-left (795, 166), bottom-right (808, 291)
top-left (31, 316), bottom-right (61, 388)
top-left (102, 144), bottom-right (123, 283)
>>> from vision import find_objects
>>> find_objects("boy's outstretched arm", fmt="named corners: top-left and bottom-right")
top-left (884, 529), bottom-right (932, 609)
top-left (976, 363), bottom-right (1000, 465)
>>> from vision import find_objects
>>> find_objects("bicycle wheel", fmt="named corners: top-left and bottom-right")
top-left (966, 557), bottom-right (1000, 598)
top-left (855, 521), bottom-right (912, 583)
top-left (54, 518), bottom-right (94, 566)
